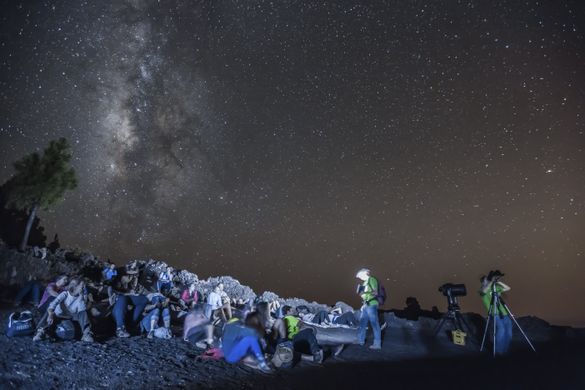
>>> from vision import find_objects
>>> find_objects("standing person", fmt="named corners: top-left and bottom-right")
top-left (355, 268), bottom-right (382, 349)
top-left (480, 270), bottom-right (512, 355)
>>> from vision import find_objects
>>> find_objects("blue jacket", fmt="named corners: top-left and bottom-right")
top-left (221, 321), bottom-right (259, 356)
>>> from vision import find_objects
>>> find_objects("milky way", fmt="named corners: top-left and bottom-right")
top-left (1, 1), bottom-right (584, 325)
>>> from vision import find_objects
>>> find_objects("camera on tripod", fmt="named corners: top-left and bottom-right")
top-left (438, 283), bottom-right (466, 310)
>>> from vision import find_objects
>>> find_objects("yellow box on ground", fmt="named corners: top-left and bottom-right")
top-left (452, 329), bottom-right (467, 346)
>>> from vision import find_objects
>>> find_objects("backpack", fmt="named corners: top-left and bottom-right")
top-left (55, 320), bottom-right (77, 340)
top-left (272, 340), bottom-right (294, 369)
top-left (6, 311), bottom-right (35, 337)
top-left (369, 278), bottom-right (387, 306)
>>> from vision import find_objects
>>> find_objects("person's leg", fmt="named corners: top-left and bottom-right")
top-left (130, 295), bottom-right (148, 323)
top-left (313, 311), bottom-right (327, 325)
top-left (334, 312), bottom-right (355, 326)
top-left (162, 307), bottom-right (171, 328)
top-left (494, 316), bottom-right (506, 354)
top-left (222, 303), bottom-right (233, 320)
top-left (73, 311), bottom-right (91, 334)
top-left (215, 308), bottom-right (227, 322)
top-left (293, 328), bottom-right (320, 355)
top-left (112, 294), bottom-right (128, 329)
top-left (14, 282), bottom-right (34, 305)
top-left (367, 305), bottom-right (382, 347)
top-left (31, 282), bottom-right (41, 305)
top-left (224, 336), bottom-right (264, 363)
top-left (357, 307), bottom-right (369, 345)
top-left (503, 316), bottom-right (513, 353)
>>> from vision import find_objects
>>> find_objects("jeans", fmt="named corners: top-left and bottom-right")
top-left (292, 328), bottom-right (320, 355)
top-left (112, 294), bottom-right (148, 328)
top-left (141, 307), bottom-right (170, 332)
top-left (224, 335), bottom-right (264, 363)
top-left (14, 281), bottom-right (41, 305)
top-left (494, 315), bottom-right (513, 354)
top-left (358, 304), bottom-right (381, 346)
top-left (335, 312), bottom-right (359, 327)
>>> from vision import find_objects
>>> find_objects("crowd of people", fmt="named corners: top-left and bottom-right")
top-left (11, 262), bottom-right (390, 373)
top-left (11, 262), bottom-right (515, 373)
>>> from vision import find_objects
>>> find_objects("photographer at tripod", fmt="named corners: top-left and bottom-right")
top-left (479, 270), bottom-right (512, 355)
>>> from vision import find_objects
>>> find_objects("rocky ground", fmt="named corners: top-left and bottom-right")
top-left (0, 303), bottom-right (584, 389)
top-left (0, 245), bottom-right (584, 389)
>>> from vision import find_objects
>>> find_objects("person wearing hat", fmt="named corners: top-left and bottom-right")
top-left (355, 268), bottom-right (382, 349)
top-left (480, 270), bottom-right (512, 354)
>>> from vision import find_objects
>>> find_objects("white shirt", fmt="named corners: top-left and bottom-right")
top-left (207, 291), bottom-right (223, 310)
top-left (49, 291), bottom-right (87, 317)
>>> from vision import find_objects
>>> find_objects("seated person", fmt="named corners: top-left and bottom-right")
top-left (37, 275), bottom-right (69, 314)
top-left (179, 283), bottom-right (200, 310)
top-left (141, 292), bottom-right (171, 339)
top-left (221, 314), bottom-right (272, 373)
top-left (110, 270), bottom-right (148, 338)
top-left (157, 267), bottom-right (174, 293)
top-left (272, 306), bottom-right (324, 363)
top-left (182, 303), bottom-right (213, 348)
top-left (33, 278), bottom-right (94, 342)
top-left (205, 283), bottom-right (232, 323)
top-left (102, 263), bottom-right (117, 283)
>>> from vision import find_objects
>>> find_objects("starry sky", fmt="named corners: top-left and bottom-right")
top-left (1, 1), bottom-right (584, 326)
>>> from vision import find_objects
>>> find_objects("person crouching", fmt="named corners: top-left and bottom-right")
top-left (33, 278), bottom-right (94, 342)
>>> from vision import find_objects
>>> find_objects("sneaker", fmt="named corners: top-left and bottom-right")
top-left (256, 361), bottom-right (273, 374)
top-left (147, 329), bottom-right (154, 339)
top-left (333, 344), bottom-right (345, 358)
top-left (116, 328), bottom-right (130, 338)
top-left (81, 332), bottom-right (94, 342)
top-left (313, 349), bottom-right (324, 364)
top-left (33, 329), bottom-right (45, 342)
top-left (369, 344), bottom-right (381, 350)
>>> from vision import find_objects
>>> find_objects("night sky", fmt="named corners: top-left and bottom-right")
top-left (1, 1), bottom-right (584, 326)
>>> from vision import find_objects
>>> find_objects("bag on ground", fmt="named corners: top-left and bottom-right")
top-left (271, 340), bottom-right (294, 369)
top-left (6, 311), bottom-right (35, 337)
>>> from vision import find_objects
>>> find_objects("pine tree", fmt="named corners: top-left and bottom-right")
top-left (4, 138), bottom-right (77, 251)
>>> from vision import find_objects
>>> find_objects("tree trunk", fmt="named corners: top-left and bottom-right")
top-left (19, 204), bottom-right (38, 252)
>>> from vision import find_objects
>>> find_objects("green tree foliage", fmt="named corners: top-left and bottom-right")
top-left (4, 138), bottom-right (77, 251)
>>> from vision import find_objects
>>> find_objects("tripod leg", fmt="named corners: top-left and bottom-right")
top-left (433, 315), bottom-right (447, 336)
top-left (492, 295), bottom-right (497, 357)
top-left (480, 295), bottom-right (494, 351)
top-left (500, 301), bottom-right (536, 352)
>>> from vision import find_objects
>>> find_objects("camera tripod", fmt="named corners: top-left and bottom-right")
top-left (480, 281), bottom-right (536, 356)
top-left (433, 299), bottom-right (474, 342)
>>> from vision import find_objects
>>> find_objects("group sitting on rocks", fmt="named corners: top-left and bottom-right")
top-left (11, 261), bottom-right (386, 373)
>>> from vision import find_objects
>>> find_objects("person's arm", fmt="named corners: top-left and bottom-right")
top-left (480, 281), bottom-right (493, 294)
top-left (47, 291), bottom-right (67, 323)
top-left (46, 283), bottom-right (61, 298)
top-left (497, 281), bottom-right (511, 292)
